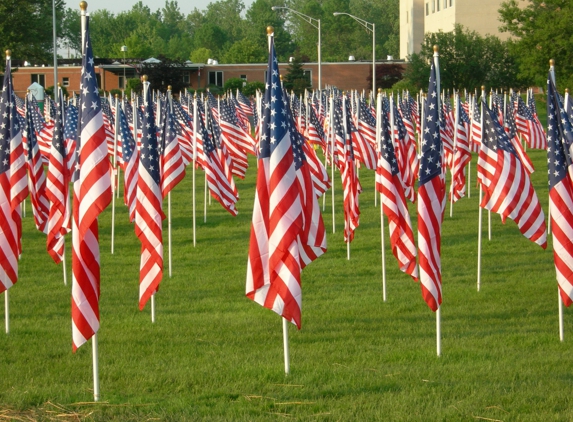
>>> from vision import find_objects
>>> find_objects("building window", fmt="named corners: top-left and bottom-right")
top-left (62, 77), bottom-right (70, 87)
top-left (182, 73), bottom-right (190, 84)
top-left (444, 0), bottom-right (447, 8)
top-left (406, 10), bottom-right (409, 23)
top-left (450, 0), bottom-right (453, 5)
top-left (437, 0), bottom-right (440, 11)
top-left (31, 74), bottom-right (45, 86)
top-left (240, 74), bottom-right (247, 80)
top-left (119, 76), bottom-right (125, 89)
top-left (432, 0), bottom-right (435, 13)
top-left (426, 2), bottom-right (429, 15)
top-left (304, 70), bottom-right (312, 86)
top-left (208, 71), bottom-right (223, 87)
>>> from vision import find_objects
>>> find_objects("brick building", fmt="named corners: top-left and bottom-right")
top-left (10, 58), bottom-right (405, 97)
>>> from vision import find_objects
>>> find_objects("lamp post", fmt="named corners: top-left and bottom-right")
top-left (271, 6), bottom-right (321, 93)
top-left (333, 12), bottom-right (375, 95)
top-left (121, 45), bottom-right (127, 91)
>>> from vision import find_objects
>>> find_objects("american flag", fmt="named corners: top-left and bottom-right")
top-left (160, 99), bottom-right (186, 198)
top-left (219, 98), bottom-right (255, 179)
top-left (334, 96), bottom-right (361, 243)
top-left (118, 104), bottom-right (138, 222)
top-left (478, 100), bottom-right (547, 248)
top-left (470, 94), bottom-right (482, 153)
top-left (376, 94), bottom-right (418, 279)
top-left (449, 94), bottom-right (472, 202)
top-left (417, 61), bottom-right (445, 312)
top-left (135, 81), bottom-right (164, 311)
top-left (305, 98), bottom-right (326, 150)
top-left (71, 18), bottom-right (112, 351)
top-left (547, 74), bottom-right (573, 306)
top-left (345, 97), bottom-right (376, 170)
top-left (28, 95), bottom-right (52, 164)
top-left (171, 98), bottom-right (194, 166)
top-left (505, 93), bottom-right (535, 174)
top-left (0, 53), bottom-right (24, 294)
top-left (246, 37), bottom-right (323, 329)
top-left (47, 91), bottom-right (71, 264)
top-left (23, 97), bottom-right (50, 233)
top-left (515, 94), bottom-right (547, 150)
top-left (200, 97), bottom-right (239, 216)
top-left (392, 98), bottom-right (418, 202)
top-left (355, 96), bottom-right (377, 148)
top-left (63, 104), bottom-right (79, 178)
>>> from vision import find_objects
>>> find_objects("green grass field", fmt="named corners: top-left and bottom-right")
top-left (2, 104), bottom-right (573, 420)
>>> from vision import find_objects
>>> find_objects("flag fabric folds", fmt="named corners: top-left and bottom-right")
top-left (417, 60), bottom-right (445, 312)
top-left (478, 100), bottom-right (547, 248)
top-left (246, 36), bottom-right (326, 329)
top-left (71, 19), bottom-right (112, 351)
top-left (547, 74), bottom-right (573, 306)
top-left (135, 82), bottom-right (165, 311)
top-left (0, 53), bottom-right (25, 294)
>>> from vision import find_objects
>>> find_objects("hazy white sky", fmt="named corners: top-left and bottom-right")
top-left (69, 0), bottom-right (254, 15)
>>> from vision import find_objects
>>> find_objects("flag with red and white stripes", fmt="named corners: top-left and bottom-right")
top-left (135, 82), bottom-right (164, 310)
top-left (417, 60), bottom-right (445, 312)
top-left (547, 74), bottom-right (573, 306)
top-left (449, 95), bottom-right (472, 202)
top-left (0, 53), bottom-right (25, 294)
top-left (376, 96), bottom-right (418, 279)
top-left (118, 104), bottom-right (138, 222)
top-left (246, 37), bottom-right (326, 328)
top-left (71, 19), bottom-right (112, 351)
top-left (23, 97), bottom-right (50, 233)
top-left (515, 95), bottom-right (547, 150)
top-left (478, 100), bottom-right (547, 248)
top-left (160, 99), bottom-right (186, 198)
top-left (46, 91), bottom-right (71, 263)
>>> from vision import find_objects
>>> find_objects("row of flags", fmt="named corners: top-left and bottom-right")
top-left (2, 15), bottom-right (572, 368)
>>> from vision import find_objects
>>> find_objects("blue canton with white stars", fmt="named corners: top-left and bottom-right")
top-left (0, 57), bottom-right (19, 175)
top-left (379, 98), bottom-right (400, 177)
top-left (482, 100), bottom-right (520, 158)
top-left (547, 74), bottom-right (573, 189)
top-left (419, 63), bottom-right (442, 185)
top-left (118, 106), bottom-right (135, 163)
top-left (140, 85), bottom-right (160, 183)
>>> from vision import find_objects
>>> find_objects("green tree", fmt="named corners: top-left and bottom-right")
top-left (283, 56), bottom-right (311, 95)
top-left (193, 23), bottom-right (228, 57)
top-left (0, 0), bottom-right (66, 67)
top-left (403, 25), bottom-right (521, 92)
top-left (499, 0), bottom-right (573, 88)
top-left (190, 48), bottom-right (212, 63)
top-left (243, 81), bottom-right (265, 96)
top-left (223, 39), bottom-right (266, 63)
top-left (224, 77), bottom-right (246, 93)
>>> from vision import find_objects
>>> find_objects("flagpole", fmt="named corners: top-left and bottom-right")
top-left (375, 90), bottom-right (386, 300)
top-left (558, 288), bottom-right (564, 341)
top-left (436, 306), bottom-right (441, 356)
top-left (167, 87), bottom-right (173, 276)
top-left (449, 91), bottom-right (459, 218)
top-left (80, 1), bottom-right (100, 402)
top-left (281, 317), bottom-right (290, 374)
top-left (4, 289), bottom-right (9, 334)
top-left (330, 94), bottom-right (335, 233)
top-left (477, 185), bottom-right (483, 292)
top-left (487, 90), bottom-right (492, 241)
top-left (193, 94), bottom-right (198, 245)
top-left (111, 94), bottom-right (119, 254)
top-left (62, 247), bottom-right (67, 286)
top-left (433, 46), bottom-right (442, 357)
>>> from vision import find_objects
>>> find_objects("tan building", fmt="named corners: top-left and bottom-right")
top-left (400, 0), bottom-right (513, 60)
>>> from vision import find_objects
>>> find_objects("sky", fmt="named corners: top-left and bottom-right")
top-left (68, 0), bottom-right (254, 16)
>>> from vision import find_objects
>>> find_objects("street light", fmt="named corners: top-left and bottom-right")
top-left (271, 6), bottom-right (321, 93)
top-left (333, 12), bottom-right (376, 95)
top-left (121, 45), bottom-right (128, 90)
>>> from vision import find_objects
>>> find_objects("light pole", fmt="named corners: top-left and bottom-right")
top-left (333, 12), bottom-right (375, 95)
top-left (271, 6), bottom-right (321, 93)
top-left (121, 45), bottom-right (128, 91)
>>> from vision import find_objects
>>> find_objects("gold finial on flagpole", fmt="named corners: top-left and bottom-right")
top-left (481, 85), bottom-right (485, 91)
top-left (267, 26), bottom-right (274, 35)
top-left (167, 85), bottom-right (172, 91)
top-left (378, 88), bottom-right (382, 93)
top-left (566, 88), bottom-right (569, 94)
top-left (5, 49), bottom-right (11, 59)
top-left (80, 1), bottom-right (87, 10)
top-left (550, 59), bottom-right (555, 66)
top-left (142, 75), bottom-right (148, 82)
top-left (433, 45), bottom-right (439, 53)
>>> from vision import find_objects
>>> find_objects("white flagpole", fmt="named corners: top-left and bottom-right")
top-left (487, 90), bottom-right (492, 241)
top-left (558, 289), bottom-right (564, 342)
top-left (436, 306), bottom-right (441, 356)
top-left (477, 185), bottom-right (483, 292)
top-left (282, 317), bottom-right (290, 374)
top-left (111, 94), bottom-right (119, 254)
top-left (167, 88), bottom-right (173, 276)
top-left (151, 293), bottom-right (156, 323)
top-left (81, 2), bottom-right (100, 402)
top-left (449, 92), bottom-right (459, 218)
top-left (4, 289), bottom-right (9, 334)
top-left (376, 90), bottom-right (386, 300)
top-left (193, 95), bottom-right (198, 245)
top-left (330, 94), bottom-right (335, 233)
top-left (62, 247), bottom-right (67, 286)
top-left (92, 332), bottom-right (100, 401)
